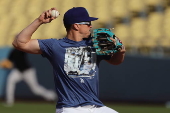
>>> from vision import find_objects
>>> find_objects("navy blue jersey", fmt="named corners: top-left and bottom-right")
top-left (38, 37), bottom-right (111, 108)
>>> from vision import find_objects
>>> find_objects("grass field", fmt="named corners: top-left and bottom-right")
top-left (0, 101), bottom-right (170, 113)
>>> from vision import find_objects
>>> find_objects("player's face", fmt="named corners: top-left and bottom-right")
top-left (77, 22), bottom-right (92, 38)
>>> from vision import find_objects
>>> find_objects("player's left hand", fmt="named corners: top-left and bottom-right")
top-left (110, 37), bottom-right (126, 53)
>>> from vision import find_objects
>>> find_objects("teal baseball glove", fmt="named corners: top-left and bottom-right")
top-left (92, 28), bottom-right (123, 55)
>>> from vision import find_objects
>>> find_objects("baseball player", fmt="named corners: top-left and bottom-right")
top-left (0, 48), bottom-right (57, 106)
top-left (12, 7), bottom-right (125, 113)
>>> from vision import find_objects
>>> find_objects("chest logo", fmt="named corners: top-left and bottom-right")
top-left (64, 47), bottom-right (96, 78)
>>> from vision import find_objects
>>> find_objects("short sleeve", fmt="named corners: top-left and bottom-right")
top-left (38, 39), bottom-right (55, 58)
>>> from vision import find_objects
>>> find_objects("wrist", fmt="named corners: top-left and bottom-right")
top-left (35, 18), bottom-right (44, 25)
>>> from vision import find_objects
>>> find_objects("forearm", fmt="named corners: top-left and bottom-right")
top-left (106, 52), bottom-right (125, 65)
top-left (12, 18), bottom-right (43, 48)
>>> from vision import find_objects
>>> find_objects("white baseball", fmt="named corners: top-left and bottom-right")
top-left (51, 10), bottom-right (59, 18)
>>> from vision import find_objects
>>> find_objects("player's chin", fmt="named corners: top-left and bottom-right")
top-left (85, 34), bottom-right (91, 38)
top-left (83, 33), bottom-right (90, 39)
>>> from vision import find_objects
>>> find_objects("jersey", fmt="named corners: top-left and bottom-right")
top-left (38, 37), bottom-right (111, 108)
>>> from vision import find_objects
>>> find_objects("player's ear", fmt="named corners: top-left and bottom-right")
top-left (72, 24), bottom-right (79, 31)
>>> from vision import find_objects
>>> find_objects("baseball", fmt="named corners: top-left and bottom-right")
top-left (51, 10), bottom-right (59, 18)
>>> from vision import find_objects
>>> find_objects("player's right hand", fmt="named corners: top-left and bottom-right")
top-left (38, 8), bottom-right (58, 24)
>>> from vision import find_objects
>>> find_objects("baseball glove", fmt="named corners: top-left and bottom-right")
top-left (92, 28), bottom-right (123, 55)
top-left (0, 59), bottom-right (13, 69)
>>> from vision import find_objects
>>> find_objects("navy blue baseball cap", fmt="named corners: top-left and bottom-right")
top-left (63, 7), bottom-right (98, 26)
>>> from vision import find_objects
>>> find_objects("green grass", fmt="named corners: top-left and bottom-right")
top-left (0, 101), bottom-right (170, 113)
top-left (0, 102), bottom-right (55, 113)
top-left (105, 103), bottom-right (170, 113)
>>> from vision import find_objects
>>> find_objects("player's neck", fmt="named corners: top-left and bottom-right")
top-left (66, 31), bottom-right (83, 42)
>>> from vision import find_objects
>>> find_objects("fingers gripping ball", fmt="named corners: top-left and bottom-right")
top-left (51, 10), bottom-right (59, 18)
top-left (92, 28), bottom-right (123, 55)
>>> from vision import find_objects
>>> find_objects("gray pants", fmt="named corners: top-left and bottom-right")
top-left (6, 68), bottom-right (57, 105)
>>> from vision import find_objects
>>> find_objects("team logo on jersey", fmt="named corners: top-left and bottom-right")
top-left (64, 46), bottom-right (96, 78)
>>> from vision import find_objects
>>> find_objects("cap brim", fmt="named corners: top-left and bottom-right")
top-left (83, 17), bottom-right (98, 22)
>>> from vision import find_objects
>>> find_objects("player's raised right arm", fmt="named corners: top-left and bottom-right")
top-left (12, 8), bottom-right (57, 54)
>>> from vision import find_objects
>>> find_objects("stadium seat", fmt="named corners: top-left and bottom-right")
top-left (59, 0), bottom-right (77, 14)
top-left (26, 0), bottom-right (44, 18)
top-left (159, 38), bottom-right (170, 48)
top-left (0, 0), bottom-right (169, 56)
top-left (43, 0), bottom-right (59, 9)
top-left (144, 0), bottom-right (162, 6)
top-left (41, 21), bottom-right (66, 39)
top-left (0, 1), bottom-right (10, 15)
top-left (114, 24), bottom-right (130, 47)
top-left (5, 17), bottom-right (30, 46)
top-left (9, 0), bottom-right (27, 17)
top-left (146, 12), bottom-right (163, 47)
top-left (129, 17), bottom-right (147, 47)
top-left (128, 0), bottom-right (146, 12)
top-left (76, 0), bottom-right (93, 13)
top-left (0, 16), bottom-right (13, 47)
top-left (163, 7), bottom-right (170, 38)
top-left (160, 7), bottom-right (170, 47)
top-left (110, 0), bottom-right (129, 18)
top-left (93, 0), bottom-right (112, 23)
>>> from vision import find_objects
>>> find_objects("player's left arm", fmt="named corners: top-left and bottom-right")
top-left (105, 37), bottom-right (126, 65)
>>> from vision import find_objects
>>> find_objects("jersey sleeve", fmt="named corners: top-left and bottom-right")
top-left (38, 39), bottom-right (55, 58)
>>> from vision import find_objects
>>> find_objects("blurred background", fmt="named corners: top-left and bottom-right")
top-left (0, 0), bottom-right (170, 113)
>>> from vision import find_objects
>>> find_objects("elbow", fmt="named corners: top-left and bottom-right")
top-left (108, 59), bottom-right (124, 65)
top-left (12, 35), bottom-right (18, 48)
top-left (12, 42), bottom-right (24, 51)
top-left (110, 61), bottom-right (123, 65)
top-left (12, 40), bottom-right (18, 49)
top-left (109, 54), bottom-right (125, 65)
top-left (12, 41), bottom-right (16, 47)
top-left (12, 41), bottom-right (16, 48)
top-left (12, 35), bottom-right (25, 50)
top-left (113, 61), bottom-right (123, 65)
top-left (12, 40), bottom-right (22, 50)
